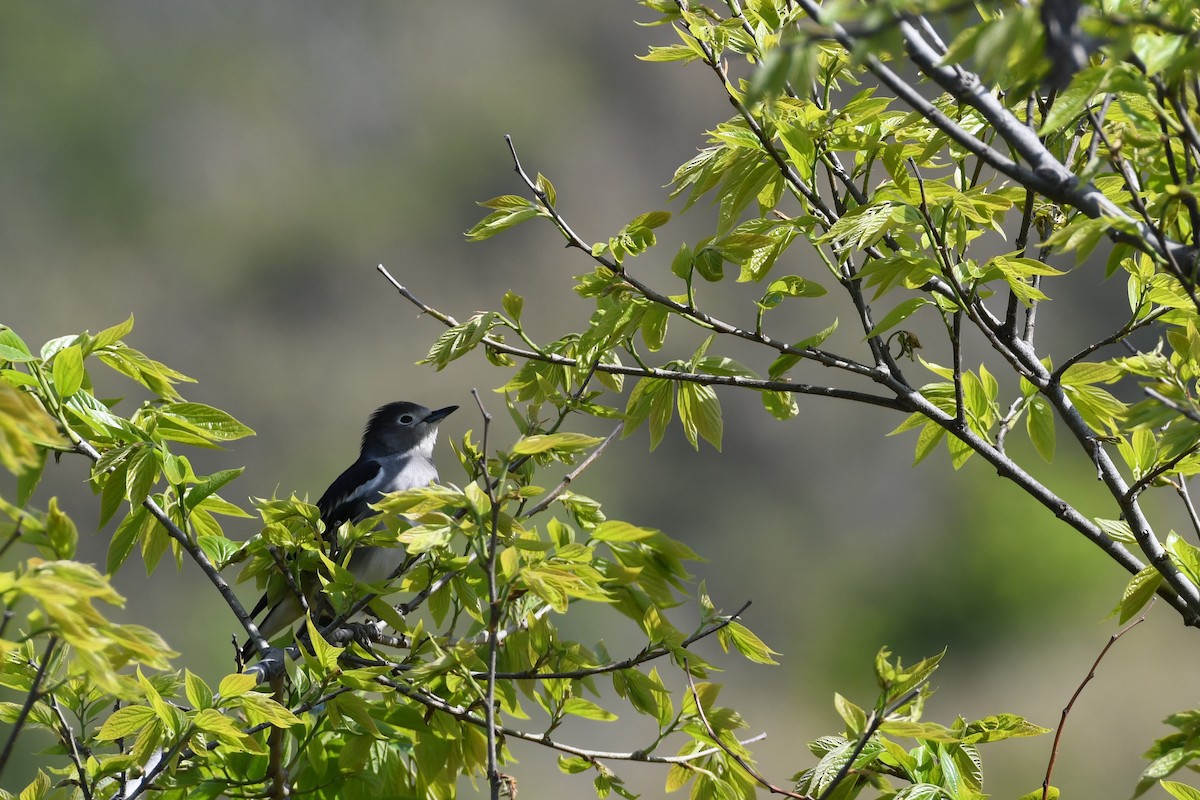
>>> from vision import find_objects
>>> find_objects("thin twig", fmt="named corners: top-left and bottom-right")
top-left (376, 675), bottom-right (765, 765)
top-left (48, 693), bottom-right (94, 800)
top-left (471, 389), bottom-right (504, 800)
top-left (0, 636), bottom-right (58, 777)
top-left (498, 139), bottom-right (899, 382)
top-left (1145, 387), bottom-right (1200, 425)
top-left (684, 659), bottom-right (809, 799)
top-left (522, 423), bottom-right (623, 518)
top-left (817, 685), bottom-right (923, 800)
top-left (1177, 480), bottom-right (1200, 541)
top-left (1041, 606), bottom-right (1151, 800)
top-left (1051, 306), bottom-right (1169, 382)
top-left (377, 265), bottom-right (908, 412)
top-left (479, 600), bottom-right (751, 680)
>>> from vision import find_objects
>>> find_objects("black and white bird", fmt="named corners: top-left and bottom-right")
top-left (244, 401), bottom-right (457, 658)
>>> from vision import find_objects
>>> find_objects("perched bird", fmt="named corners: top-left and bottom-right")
top-left (243, 401), bottom-right (457, 658)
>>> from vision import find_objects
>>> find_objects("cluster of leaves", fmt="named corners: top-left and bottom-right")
top-left (233, 417), bottom-right (787, 799)
top-left (0, 320), bottom-right (297, 798)
top-left (435, 0), bottom-right (1200, 793)
top-left (796, 649), bottom-right (1048, 800)
top-left (0, 318), bottom-right (786, 800)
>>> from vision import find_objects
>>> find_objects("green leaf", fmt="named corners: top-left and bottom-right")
top-left (465, 204), bottom-right (540, 241)
top-left (1119, 567), bottom-right (1162, 623)
top-left (1026, 396), bottom-right (1055, 462)
top-left (502, 291), bottom-right (524, 322)
top-left (1038, 65), bottom-right (1107, 135)
top-left (419, 312), bottom-right (498, 370)
top-left (96, 705), bottom-right (157, 740)
top-left (591, 520), bottom-right (656, 543)
top-left (1161, 781), bottom-right (1200, 800)
top-left (819, 202), bottom-right (896, 249)
top-left (561, 697), bottom-right (618, 722)
top-left (162, 403), bottom-right (255, 442)
top-left (913, 422), bottom-right (945, 464)
top-left (1019, 788), bottom-right (1059, 800)
top-left (511, 432), bottom-right (605, 455)
top-left (1063, 384), bottom-right (1126, 434)
top-left (1095, 517), bottom-right (1136, 543)
top-left (0, 327), bottom-right (35, 362)
top-left (866, 298), bottom-right (930, 338)
top-left (693, 245), bottom-right (724, 281)
top-left (961, 714), bottom-right (1050, 742)
top-left (52, 344), bottom-right (85, 398)
top-left (91, 315), bottom-right (136, 351)
top-left (185, 468), bottom-right (245, 511)
top-left (217, 672), bottom-right (258, 700)
top-left (761, 389), bottom-right (799, 420)
top-left (125, 446), bottom-right (159, 507)
top-left (641, 304), bottom-right (669, 352)
top-left (45, 498), bottom-right (78, 559)
top-left (536, 173), bottom-right (557, 206)
top-left (757, 275), bottom-right (826, 309)
top-left (197, 534), bottom-right (240, 568)
top-left (834, 693), bottom-right (867, 736)
top-left (629, 210), bottom-right (671, 229)
top-left (108, 506), bottom-right (150, 575)
top-left (639, 43), bottom-right (702, 64)
top-left (877, 720), bottom-right (959, 741)
top-left (303, 615), bottom-right (343, 675)
top-left (720, 621), bottom-right (778, 664)
top-left (1059, 362), bottom-right (1123, 386)
top-left (185, 670), bottom-right (214, 711)
top-left (670, 242), bottom-right (694, 279)
top-left (624, 377), bottom-right (673, 451)
top-left (677, 382), bottom-right (722, 450)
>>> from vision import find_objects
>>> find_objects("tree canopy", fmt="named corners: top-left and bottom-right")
top-left (5, 0), bottom-right (1200, 798)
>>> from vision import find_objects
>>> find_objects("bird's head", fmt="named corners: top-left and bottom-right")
top-left (360, 401), bottom-right (457, 459)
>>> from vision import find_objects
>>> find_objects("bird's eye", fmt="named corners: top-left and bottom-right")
top-left (399, 414), bottom-right (415, 425)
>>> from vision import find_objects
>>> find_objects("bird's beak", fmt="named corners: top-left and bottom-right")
top-left (426, 405), bottom-right (458, 423)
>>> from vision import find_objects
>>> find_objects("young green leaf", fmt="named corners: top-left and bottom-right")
top-left (1119, 566), bottom-right (1162, 623)
top-left (52, 344), bottom-right (85, 398)
top-left (677, 382), bottom-right (722, 450)
top-left (511, 432), bottom-right (605, 455)
top-left (1026, 396), bottom-right (1055, 462)
top-left (866, 298), bottom-right (931, 338)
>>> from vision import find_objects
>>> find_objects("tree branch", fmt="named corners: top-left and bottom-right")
top-left (378, 265), bottom-right (909, 412)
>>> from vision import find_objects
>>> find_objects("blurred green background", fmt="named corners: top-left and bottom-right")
top-left (2, 3), bottom-right (1198, 797)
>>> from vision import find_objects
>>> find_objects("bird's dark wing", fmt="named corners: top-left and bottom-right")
top-left (317, 459), bottom-right (382, 532)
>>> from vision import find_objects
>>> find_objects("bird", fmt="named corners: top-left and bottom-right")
top-left (242, 401), bottom-right (457, 659)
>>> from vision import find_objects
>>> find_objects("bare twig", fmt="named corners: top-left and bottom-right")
top-left (1177, 481), bottom-right (1200, 541)
top-left (1041, 607), bottom-right (1151, 800)
top-left (1051, 306), bottom-right (1169, 382)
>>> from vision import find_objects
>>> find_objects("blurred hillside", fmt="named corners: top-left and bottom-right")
top-left (2, 3), bottom-right (1198, 797)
